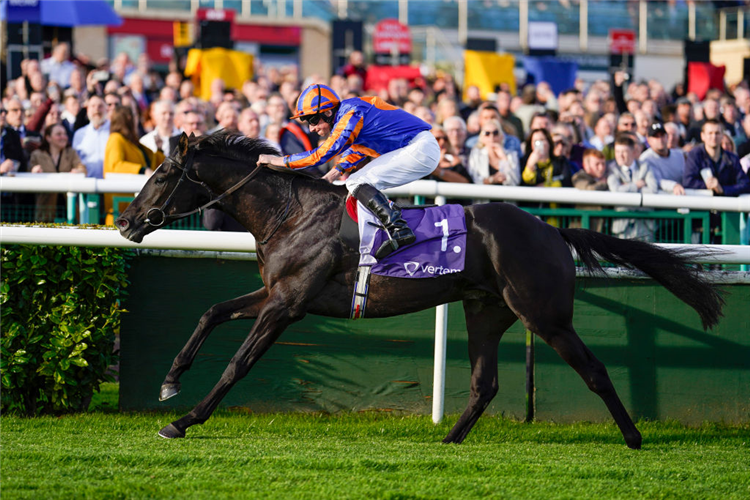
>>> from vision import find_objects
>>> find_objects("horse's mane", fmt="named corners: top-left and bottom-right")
top-left (193, 131), bottom-right (320, 179)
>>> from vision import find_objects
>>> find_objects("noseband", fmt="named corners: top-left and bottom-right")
top-left (144, 148), bottom-right (263, 227)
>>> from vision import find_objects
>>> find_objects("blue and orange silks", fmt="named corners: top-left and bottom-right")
top-left (283, 96), bottom-right (431, 173)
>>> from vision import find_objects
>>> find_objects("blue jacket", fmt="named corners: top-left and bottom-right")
top-left (684, 145), bottom-right (750, 197)
top-left (284, 96), bottom-right (431, 172)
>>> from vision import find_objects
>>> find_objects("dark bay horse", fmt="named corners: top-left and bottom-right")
top-left (116, 132), bottom-right (724, 449)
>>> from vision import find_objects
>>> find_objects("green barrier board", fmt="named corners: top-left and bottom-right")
top-left (120, 256), bottom-right (749, 424)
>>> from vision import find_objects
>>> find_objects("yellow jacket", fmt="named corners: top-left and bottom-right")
top-left (103, 132), bottom-right (165, 225)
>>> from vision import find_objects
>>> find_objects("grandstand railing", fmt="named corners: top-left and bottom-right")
top-left (2, 174), bottom-right (749, 247)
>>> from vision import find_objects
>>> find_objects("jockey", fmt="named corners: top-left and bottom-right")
top-left (258, 83), bottom-right (440, 259)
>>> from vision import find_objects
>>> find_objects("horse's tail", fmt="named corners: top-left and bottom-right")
top-left (557, 228), bottom-right (725, 330)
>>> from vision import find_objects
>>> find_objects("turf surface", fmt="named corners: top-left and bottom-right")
top-left (2, 384), bottom-right (748, 499)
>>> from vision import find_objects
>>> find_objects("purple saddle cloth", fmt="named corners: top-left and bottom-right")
top-left (371, 204), bottom-right (467, 279)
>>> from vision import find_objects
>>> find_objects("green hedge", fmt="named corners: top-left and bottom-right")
top-left (1, 245), bottom-right (130, 415)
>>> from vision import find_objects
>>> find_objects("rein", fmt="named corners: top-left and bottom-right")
top-left (144, 149), bottom-right (263, 227)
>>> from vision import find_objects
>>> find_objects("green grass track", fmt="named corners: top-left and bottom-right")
top-left (2, 385), bottom-right (749, 499)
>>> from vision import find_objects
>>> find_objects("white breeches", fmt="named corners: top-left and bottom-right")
top-left (345, 130), bottom-right (440, 194)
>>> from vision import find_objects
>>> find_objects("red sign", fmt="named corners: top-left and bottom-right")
top-left (373, 19), bottom-right (412, 54)
top-left (609, 29), bottom-right (636, 55)
top-left (196, 8), bottom-right (235, 22)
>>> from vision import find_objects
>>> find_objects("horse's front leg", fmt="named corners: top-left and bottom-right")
top-left (160, 288), bottom-right (269, 401)
top-left (158, 290), bottom-right (305, 438)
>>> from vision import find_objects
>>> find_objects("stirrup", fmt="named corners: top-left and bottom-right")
top-left (375, 238), bottom-right (399, 260)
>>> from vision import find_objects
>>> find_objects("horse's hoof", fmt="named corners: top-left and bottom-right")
top-left (158, 423), bottom-right (185, 439)
top-left (626, 433), bottom-right (642, 450)
top-left (159, 383), bottom-right (181, 401)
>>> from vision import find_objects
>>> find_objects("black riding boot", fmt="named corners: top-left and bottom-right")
top-left (353, 184), bottom-right (416, 260)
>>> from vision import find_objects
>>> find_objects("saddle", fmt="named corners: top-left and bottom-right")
top-left (340, 195), bottom-right (467, 277)
top-left (340, 195), bottom-right (467, 319)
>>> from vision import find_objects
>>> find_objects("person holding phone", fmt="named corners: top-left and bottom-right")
top-left (521, 128), bottom-right (572, 188)
top-left (683, 119), bottom-right (750, 197)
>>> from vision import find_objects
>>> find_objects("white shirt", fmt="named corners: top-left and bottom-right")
top-left (72, 120), bottom-right (110, 179)
top-left (140, 127), bottom-right (180, 156)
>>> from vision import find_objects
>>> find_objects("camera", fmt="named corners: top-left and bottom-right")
top-left (534, 140), bottom-right (544, 150)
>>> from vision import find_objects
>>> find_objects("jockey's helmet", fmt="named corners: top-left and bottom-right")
top-left (290, 84), bottom-right (340, 121)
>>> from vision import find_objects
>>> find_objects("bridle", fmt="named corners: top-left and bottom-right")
top-left (144, 148), bottom-right (262, 228)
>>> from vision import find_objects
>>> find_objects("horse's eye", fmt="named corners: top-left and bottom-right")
top-left (154, 177), bottom-right (166, 185)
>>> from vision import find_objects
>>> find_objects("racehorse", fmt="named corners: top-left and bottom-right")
top-left (116, 132), bottom-right (724, 449)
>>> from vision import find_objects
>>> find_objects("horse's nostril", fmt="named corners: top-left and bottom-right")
top-left (116, 218), bottom-right (129, 230)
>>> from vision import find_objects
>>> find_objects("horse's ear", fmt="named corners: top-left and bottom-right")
top-left (189, 132), bottom-right (196, 140)
top-left (178, 132), bottom-right (189, 158)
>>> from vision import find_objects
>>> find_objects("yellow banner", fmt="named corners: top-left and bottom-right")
top-left (463, 50), bottom-right (516, 100)
top-left (173, 22), bottom-right (193, 48)
top-left (185, 48), bottom-right (254, 101)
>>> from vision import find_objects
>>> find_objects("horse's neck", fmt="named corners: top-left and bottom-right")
top-left (196, 162), bottom-right (341, 239)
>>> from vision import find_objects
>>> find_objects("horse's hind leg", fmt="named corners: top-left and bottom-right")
top-left (443, 298), bottom-right (518, 444)
top-left (539, 324), bottom-right (642, 449)
top-left (160, 288), bottom-right (268, 401)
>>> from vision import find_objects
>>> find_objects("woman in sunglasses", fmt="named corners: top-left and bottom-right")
top-left (466, 119), bottom-right (519, 186)
top-left (258, 83), bottom-right (440, 260)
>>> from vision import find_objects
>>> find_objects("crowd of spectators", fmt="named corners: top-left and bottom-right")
top-left (1, 44), bottom-right (749, 241)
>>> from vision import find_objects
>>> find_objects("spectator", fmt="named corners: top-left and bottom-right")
top-left (435, 98), bottom-right (459, 126)
top-left (590, 115), bottom-right (614, 151)
top-left (467, 119), bottom-right (520, 186)
top-left (721, 132), bottom-right (736, 155)
top-left (673, 97), bottom-right (693, 141)
top-left (528, 111), bottom-right (553, 136)
top-left (4, 96), bottom-right (42, 160)
top-left (574, 148), bottom-right (611, 192)
top-left (495, 89), bottom-right (524, 139)
top-left (608, 134), bottom-right (658, 241)
top-left (572, 149), bottom-right (613, 232)
top-left (414, 106), bottom-right (434, 125)
top-left (460, 85), bottom-right (482, 121)
top-left (737, 114), bottom-right (750, 160)
top-left (29, 123), bottom-right (86, 221)
top-left (0, 106), bottom-right (25, 175)
top-left (602, 112), bottom-right (637, 161)
top-left (521, 128), bottom-right (572, 188)
top-left (1, 106), bottom-right (30, 219)
top-left (140, 100), bottom-right (178, 156)
top-left (168, 109), bottom-right (207, 155)
top-left (237, 108), bottom-right (260, 139)
top-left (265, 93), bottom-right (312, 155)
top-left (210, 101), bottom-right (239, 133)
top-left (443, 115), bottom-right (469, 167)
top-left (104, 92), bottom-right (122, 121)
top-left (634, 110), bottom-right (652, 146)
top-left (40, 42), bottom-right (75, 88)
top-left (429, 126), bottom-right (471, 183)
top-left (103, 105), bottom-right (164, 225)
top-left (173, 99), bottom-right (194, 131)
top-left (663, 122), bottom-right (682, 150)
top-left (640, 123), bottom-right (686, 195)
top-left (684, 119), bottom-right (750, 198)
top-left (686, 98), bottom-right (720, 143)
top-left (465, 103), bottom-right (522, 159)
top-left (551, 123), bottom-right (580, 173)
top-left (720, 97), bottom-right (746, 145)
top-left (338, 50), bottom-right (367, 81)
top-left (72, 95), bottom-right (110, 179)
top-left (61, 93), bottom-right (79, 139)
